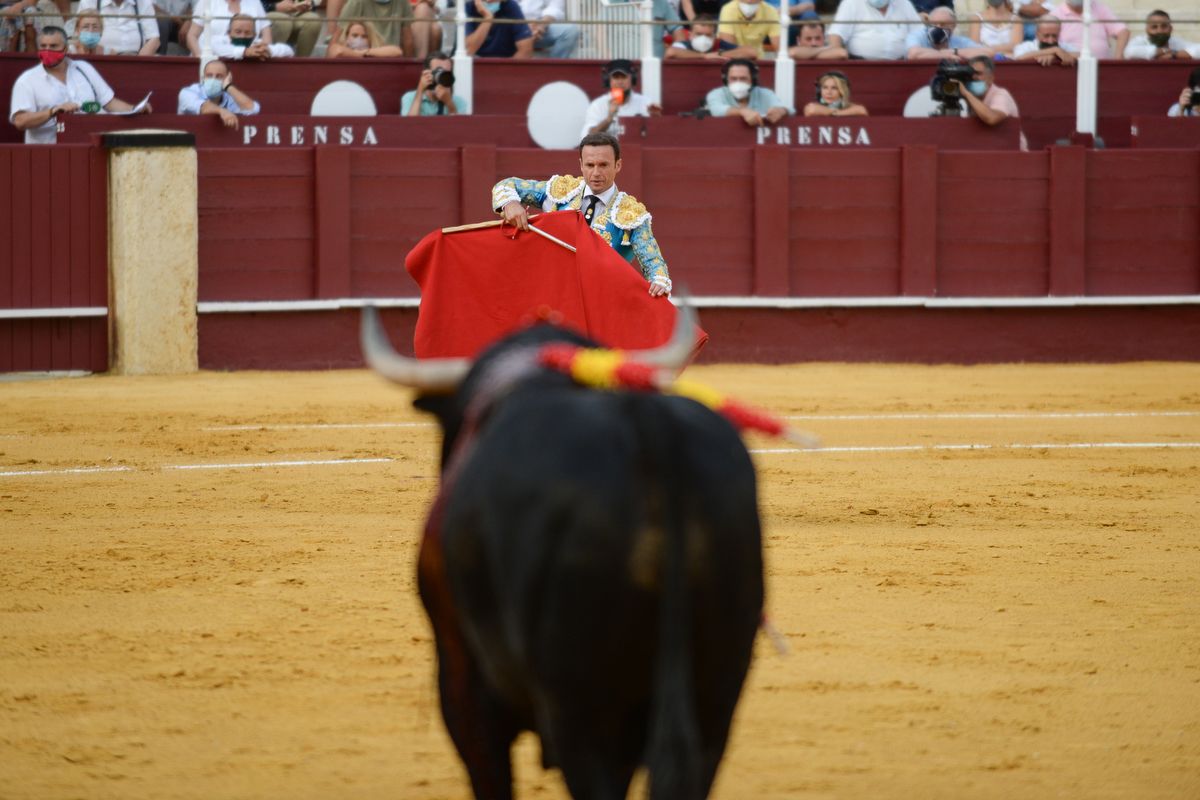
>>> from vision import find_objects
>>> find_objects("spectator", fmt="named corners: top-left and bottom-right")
top-left (465, 0), bottom-right (532, 57)
top-left (1051, 0), bottom-right (1127, 59)
top-left (909, 0), bottom-right (952, 22)
top-left (1014, 0), bottom-right (1051, 40)
top-left (1, 0), bottom-right (67, 52)
top-left (10, 26), bottom-right (151, 143)
top-left (968, 0), bottom-right (1022, 56)
top-left (335, 0), bottom-right (413, 55)
top-left (581, 59), bottom-right (658, 137)
top-left (1167, 67), bottom-right (1200, 117)
top-left (188, 0), bottom-right (273, 55)
top-left (77, 0), bottom-right (160, 55)
top-left (761, 0), bottom-right (814, 47)
top-left (803, 70), bottom-right (868, 116)
top-left (209, 13), bottom-right (293, 58)
top-left (154, 0), bottom-right (191, 54)
top-left (266, 0), bottom-right (320, 57)
top-left (906, 7), bottom-right (991, 61)
top-left (706, 58), bottom-right (791, 128)
top-left (1126, 10), bottom-right (1199, 61)
top-left (177, 57), bottom-right (259, 128)
top-left (717, 0), bottom-right (779, 58)
top-left (402, 51), bottom-right (469, 114)
top-left (327, 19), bottom-right (401, 56)
top-left (788, 13), bottom-right (848, 60)
top-left (517, 0), bottom-right (578, 58)
top-left (829, 0), bottom-right (922, 60)
top-left (666, 13), bottom-right (758, 59)
top-left (1013, 15), bottom-right (1076, 65)
top-left (956, 54), bottom-right (1025, 148)
top-left (70, 8), bottom-right (107, 54)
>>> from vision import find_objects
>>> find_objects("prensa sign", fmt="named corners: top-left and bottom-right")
top-left (757, 124), bottom-right (873, 147)
top-left (241, 124), bottom-right (379, 146)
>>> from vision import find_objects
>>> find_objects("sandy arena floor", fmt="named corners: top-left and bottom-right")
top-left (1, 363), bottom-right (1198, 799)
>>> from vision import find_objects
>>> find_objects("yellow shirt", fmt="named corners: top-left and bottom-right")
top-left (717, 2), bottom-right (780, 56)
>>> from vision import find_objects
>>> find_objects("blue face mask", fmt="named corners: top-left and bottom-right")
top-left (484, 0), bottom-right (500, 11)
top-left (968, 80), bottom-right (987, 96)
top-left (927, 26), bottom-right (948, 47)
top-left (202, 77), bottom-right (225, 100)
top-left (866, 0), bottom-right (888, 8)
top-left (79, 30), bottom-right (102, 47)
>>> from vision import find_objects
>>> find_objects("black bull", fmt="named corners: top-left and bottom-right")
top-left (362, 309), bottom-right (765, 800)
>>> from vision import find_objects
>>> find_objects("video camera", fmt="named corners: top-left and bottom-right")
top-left (431, 66), bottom-right (455, 89)
top-left (928, 60), bottom-right (975, 117)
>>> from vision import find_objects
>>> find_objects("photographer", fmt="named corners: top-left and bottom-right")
top-left (402, 52), bottom-right (469, 116)
top-left (951, 55), bottom-right (1026, 148)
top-left (1167, 67), bottom-right (1200, 118)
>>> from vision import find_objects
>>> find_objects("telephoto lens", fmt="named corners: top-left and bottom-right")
top-left (432, 67), bottom-right (456, 88)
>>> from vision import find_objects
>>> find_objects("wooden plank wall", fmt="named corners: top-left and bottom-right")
top-left (0, 145), bottom-right (107, 372)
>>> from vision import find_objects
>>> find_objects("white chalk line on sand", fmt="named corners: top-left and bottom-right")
top-left (202, 422), bottom-right (434, 431)
top-left (1, 457), bottom-right (395, 478)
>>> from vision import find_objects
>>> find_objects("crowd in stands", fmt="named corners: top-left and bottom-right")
top-left (6, 0), bottom-right (1200, 142)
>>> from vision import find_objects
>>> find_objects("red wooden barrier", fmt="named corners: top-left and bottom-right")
top-left (0, 145), bottom-right (107, 371)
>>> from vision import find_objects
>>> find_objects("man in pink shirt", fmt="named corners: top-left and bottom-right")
top-left (1052, 0), bottom-right (1128, 59)
top-left (956, 55), bottom-right (1028, 150)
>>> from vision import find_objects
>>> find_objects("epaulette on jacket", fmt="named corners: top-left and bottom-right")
top-left (610, 192), bottom-right (651, 230)
top-left (546, 174), bottom-right (585, 204)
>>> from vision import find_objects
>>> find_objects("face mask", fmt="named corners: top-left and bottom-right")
top-left (347, 35), bottom-right (369, 50)
top-left (1148, 32), bottom-right (1170, 47)
top-left (689, 34), bottom-right (713, 53)
top-left (1038, 38), bottom-right (1056, 48)
top-left (484, 1), bottom-right (500, 11)
top-left (230, 36), bottom-right (255, 47)
top-left (968, 80), bottom-right (987, 96)
top-left (38, 48), bottom-right (67, 68)
top-left (79, 31), bottom-right (102, 47)
top-left (737, 2), bottom-right (757, 17)
top-left (728, 80), bottom-right (751, 100)
top-left (202, 77), bottom-right (225, 99)
top-left (866, 0), bottom-right (888, 9)
top-left (927, 26), bottom-right (948, 47)
top-left (986, 0), bottom-right (1004, 7)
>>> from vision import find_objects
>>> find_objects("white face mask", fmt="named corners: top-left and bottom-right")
top-left (737, 1), bottom-right (758, 17)
top-left (690, 33), bottom-right (713, 53)
top-left (728, 80), bottom-right (751, 100)
top-left (867, 0), bottom-right (888, 8)
top-left (347, 35), bottom-right (369, 50)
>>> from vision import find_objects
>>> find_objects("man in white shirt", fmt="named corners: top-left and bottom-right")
top-left (1125, 10), bottom-right (1200, 61)
top-left (207, 12), bottom-right (292, 59)
top-left (517, 0), bottom-right (578, 58)
top-left (9, 26), bottom-right (151, 144)
top-left (1013, 16), bottom-right (1077, 65)
top-left (77, 0), bottom-right (160, 55)
top-left (828, 0), bottom-right (922, 60)
top-left (580, 59), bottom-right (659, 139)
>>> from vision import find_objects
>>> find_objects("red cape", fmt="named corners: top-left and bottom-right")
top-left (406, 211), bottom-right (706, 359)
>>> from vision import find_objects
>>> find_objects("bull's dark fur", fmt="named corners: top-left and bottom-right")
top-left (414, 324), bottom-right (764, 800)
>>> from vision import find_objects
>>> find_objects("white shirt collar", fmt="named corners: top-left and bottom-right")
top-left (582, 183), bottom-right (618, 207)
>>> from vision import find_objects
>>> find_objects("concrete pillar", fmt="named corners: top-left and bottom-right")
top-left (104, 130), bottom-right (198, 375)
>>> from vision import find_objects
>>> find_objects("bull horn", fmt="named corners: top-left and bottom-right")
top-left (626, 288), bottom-right (698, 370)
top-left (360, 305), bottom-right (470, 391)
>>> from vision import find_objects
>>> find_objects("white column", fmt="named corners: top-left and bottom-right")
top-left (1075, 0), bottom-right (1097, 136)
top-left (774, 0), bottom-right (794, 113)
top-left (640, 0), bottom-right (661, 105)
top-left (453, 0), bottom-right (474, 109)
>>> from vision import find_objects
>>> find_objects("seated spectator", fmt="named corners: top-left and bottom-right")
top-left (266, 0), bottom-right (320, 57)
top-left (1167, 67), bottom-right (1200, 117)
top-left (581, 58), bottom-right (658, 137)
top-left (1, 0), bottom-right (67, 52)
top-left (717, 0), bottom-right (779, 58)
top-left (77, 0), bottom-right (159, 55)
top-left (955, 54), bottom-right (1026, 148)
top-left (829, 0), bottom-right (922, 61)
top-left (70, 9), bottom-right (107, 54)
top-left (1014, 0), bottom-right (1050, 39)
top-left (177, 58), bottom-right (259, 129)
top-left (909, 0), bottom-right (952, 22)
top-left (906, 7), bottom-right (992, 61)
top-left (1013, 16), bottom-right (1076, 65)
top-left (705, 58), bottom-right (791, 128)
top-left (336, 0), bottom-right (413, 55)
top-left (1051, 0), bottom-right (1127, 59)
top-left (210, 13), bottom-right (293, 59)
top-left (402, 51), bottom-right (470, 114)
top-left (1126, 10), bottom-right (1199, 61)
top-left (153, 0), bottom-right (191, 54)
top-left (188, 0), bottom-right (272, 55)
top-left (803, 70), bottom-right (868, 117)
top-left (788, 14), bottom-right (848, 60)
top-left (327, 19), bottom-right (401, 56)
top-left (518, 0), bottom-right (578, 58)
top-left (666, 14), bottom-right (757, 60)
top-left (465, 0), bottom-right (532, 57)
top-left (761, 0), bottom-right (814, 47)
top-left (10, 26), bottom-right (151, 144)
top-left (968, 0), bottom-right (1022, 56)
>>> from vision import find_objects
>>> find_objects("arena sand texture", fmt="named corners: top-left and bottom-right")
top-left (1, 363), bottom-right (1198, 799)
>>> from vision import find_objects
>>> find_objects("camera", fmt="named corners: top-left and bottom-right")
top-left (431, 67), bottom-right (455, 88)
top-left (929, 59), bottom-right (975, 117)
